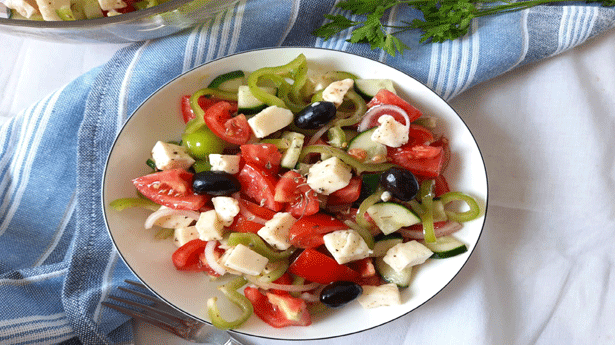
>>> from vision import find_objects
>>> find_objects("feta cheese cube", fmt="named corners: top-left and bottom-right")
top-left (370, 115), bottom-right (409, 148)
top-left (357, 283), bottom-right (401, 309)
top-left (383, 240), bottom-right (433, 273)
top-left (257, 212), bottom-right (296, 250)
top-left (222, 244), bottom-right (269, 276)
top-left (211, 196), bottom-right (240, 227)
top-left (153, 206), bottom-right (195, 229)
top-left (247, 106), bottom-right (294, 138)
top-left (209, 154), bottom-right (241, 174)
top-left (195, 210), bottom-right (225, 241)
top-left (322, 229), bottom-right (372, 265)
top-left (380, 191), bottom-right (393, 202)
top-left (307, 157), bottom-right (352, 195)
top-left (173, 226), bottom-right (199, 247)
top-left (322, 79), bottom-right (354, 107)
top-left (151, 141), bottom-right (195, 171)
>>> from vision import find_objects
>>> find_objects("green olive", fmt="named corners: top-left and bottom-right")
top-left (182, 127), bottom-right (225, 160)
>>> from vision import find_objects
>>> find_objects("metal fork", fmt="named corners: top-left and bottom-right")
top-left (102, 280), bottom-right (244, 344)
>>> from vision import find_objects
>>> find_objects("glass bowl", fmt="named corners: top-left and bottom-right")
top-left (0, 0), bottom-right (239, 43)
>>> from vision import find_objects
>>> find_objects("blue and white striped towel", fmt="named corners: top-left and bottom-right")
top-left (1, 1), bottom-right (614, 344)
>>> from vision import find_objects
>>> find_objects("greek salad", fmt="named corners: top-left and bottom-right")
top-left (111, 54), bottom-right (481, 330)
top-left (1, 0), bottom-right (169, 20)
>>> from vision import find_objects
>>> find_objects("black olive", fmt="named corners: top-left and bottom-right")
top-left (294, 101), bottom-right (336, 129)
top-left (380, 167), bottom-right (419, 201)
top-left (192, 171), bottom-right (241, 196)
top-left (320, 281), bottom-right (363, 308)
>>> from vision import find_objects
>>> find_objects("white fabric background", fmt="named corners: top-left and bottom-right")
top-left (1, 28), bottom-right (614, 344)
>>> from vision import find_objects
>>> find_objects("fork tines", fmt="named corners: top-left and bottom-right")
top-left (101, 280), bottom-right (194, 338)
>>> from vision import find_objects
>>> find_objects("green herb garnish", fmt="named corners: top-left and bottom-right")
top-left (313, 0), bottom-right (615, 56)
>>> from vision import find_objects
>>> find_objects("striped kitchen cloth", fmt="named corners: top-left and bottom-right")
top-left (0, 0), bottom-right (614, 344)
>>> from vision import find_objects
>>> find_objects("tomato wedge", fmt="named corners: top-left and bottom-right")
top-left (408, 124), bottom-right (435, 145)
top-left (237, 163), bottom-right (283, 211)
top-left (203, 101), bottom-right (251, 145)
top-left (388, 144), bottom-right (445, 178)
top-left (288, 248), bottom-right (360, 285)
top-left (288, 213), bottom-right (348, 248)
top-left (244, 287), bottom-right (311, 328)
top-left (274, 171), bottom-right (319, 218)
top-left (181, 95), bottom-right (236, 123)
top-left (240, 143), bottom-right (282, 175)
top-left (132, 169), bottom-right (209, 210)
top-left (327, 176), bottom-right (362, 205)
top-left (238, 198), bottom-right (277, 220)
top-left (367, 89), bottom-right (423, 123)
top-left (172, 239), bottom-right (208, 272)
top-left (229, 214), bottom-right (264, 234)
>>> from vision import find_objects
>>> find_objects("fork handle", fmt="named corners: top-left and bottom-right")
top-left (224, 337), bottom-right (243, 345)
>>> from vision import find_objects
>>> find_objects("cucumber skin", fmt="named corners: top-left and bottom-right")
top-left (208, 70), bottom-right (245, 89)
top-left (354, 79), bottom-right (396, 100)
top-left (429, 244), bottom-right (468, 259)
top-left (422, 236), bottom-right (468, 259)
top-left (374, 257), bottom-right (412, 288)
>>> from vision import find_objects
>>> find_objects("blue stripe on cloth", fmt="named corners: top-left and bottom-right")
top-left (0, 1), bottom-right (614, 344)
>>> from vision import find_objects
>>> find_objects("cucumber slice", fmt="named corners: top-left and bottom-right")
top-left (237, 85), bottom-right (276, 115)
top-left (80, 0), bottom-right (104, 18)
top-left (280, 131), bottom-right (305, 169)
top-left (208, 70), bottom-right (246, 92)
top-left (371, 233), bottom-right (403, 257)
top-left (354, 79), bottom-right (397, 100)
top-left (422, 236), bottom-right (468, 259)
top-left (346, 127), bottom-right (387, 163)
top-left (56, 7), bottom-right (76, 20)
top-left (323, 71), bottom-right (358, 81)
top-left (367, 202), bottom-right (421, 235)
top-left (374, 256), bottom-right (412, 288)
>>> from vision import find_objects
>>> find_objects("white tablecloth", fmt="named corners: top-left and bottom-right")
top-left (1, 29), bottom-right (614, 344)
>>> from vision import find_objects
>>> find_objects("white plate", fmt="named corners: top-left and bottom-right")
top-left (102, 47), bottom-right (488, 340)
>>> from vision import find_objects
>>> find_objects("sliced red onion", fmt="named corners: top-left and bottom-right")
top-left (398, 221), bottom-right (463, 240)
top-left (306, 121), bottom-right (334, 146)
top-left (246, 276), bottom-right (321, 292)
top-left (300, 291), bottom-right (321, 303)
top-left (204, 241), bottom-right (226, 276)
top-left (144, 207), bottom-right (200, 229)
top-left (300, 284), bottom-right (325, 303)
top-left (357, 104), bottom-right (411, 133)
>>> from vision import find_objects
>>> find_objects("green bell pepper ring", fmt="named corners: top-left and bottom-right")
top-left (247, 54), bottom-right (307, 111)
top-left (439, 191), bottom-right (481, 222)
top-left (335, 90), bottom-right (367, 126)
top-left (298, 145), bottom-right (396, 174)
top-left (184, 88), bottom-right (238, 134)
top-left (326, 125), bottom-right (347, 148)
top-left (419, 180), bottom-right (437, 243)
top-left (343, 220), bottom-right (375, 249)
top-left (207, 277), bottom-right (252, 330)
top-left (355, 187), bottom-right (384, 230)
top-left (109, 198), bottom-right (160, 212)
top-left (227, 233), bottom-right (294, 261)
